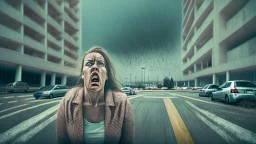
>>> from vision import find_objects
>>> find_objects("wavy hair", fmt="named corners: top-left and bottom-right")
top-left (77, 46), bottom-right (122, 92)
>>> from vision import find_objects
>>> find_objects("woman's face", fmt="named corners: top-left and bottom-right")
top-left (82, 52), bottom-right (108, 92)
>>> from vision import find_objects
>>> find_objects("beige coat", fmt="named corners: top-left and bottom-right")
top-left (56, 86), bottom-right (135, 144)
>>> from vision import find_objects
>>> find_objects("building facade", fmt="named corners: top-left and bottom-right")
top-left (0, 0), bottom-right (82, 87)
top-left (179, 0), bottom-right (256, 87)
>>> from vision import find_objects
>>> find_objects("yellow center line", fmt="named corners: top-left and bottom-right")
top-left (164, 98), bottom-right (194, 144)
top-left (8, 101), bottom-right (18, 103)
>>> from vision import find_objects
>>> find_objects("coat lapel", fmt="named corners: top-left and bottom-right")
top-left (71, 87), bottom-right (84, 143)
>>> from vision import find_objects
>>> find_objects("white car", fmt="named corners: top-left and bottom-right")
top-left (211, 80), bottom-right (256, 104)
top-left (121, 87), bottom-right (136, 95)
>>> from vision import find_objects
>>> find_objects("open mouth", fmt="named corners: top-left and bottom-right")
top-left (90, 73), bottom-right (100, 86)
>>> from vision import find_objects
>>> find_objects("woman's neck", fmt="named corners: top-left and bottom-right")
top-left (84, 88), bottom-right (105, 107)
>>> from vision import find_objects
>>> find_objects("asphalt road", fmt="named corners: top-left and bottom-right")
top-left (0, 91), bottom-right (256, 144)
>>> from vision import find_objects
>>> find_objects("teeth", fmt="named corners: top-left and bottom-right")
top-left (92, 75), bottom-right (98, 79)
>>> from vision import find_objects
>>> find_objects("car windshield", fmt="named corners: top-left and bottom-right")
top-left (235, 82), bottom-right (256, 87)
top-left (39, 86), bottom-right (55, 91)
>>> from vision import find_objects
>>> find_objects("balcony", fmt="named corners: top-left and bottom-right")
top-left (0, 24), bottom-right (22, 43)
top-left (47, 47), bottom-right (62, 58)
top-left (47, 33), bottom-right (62, 48)
top-left (63, 12), bottom-right (78, 30)
top-left (183, 38), bottom-right (213, 70)
top-left (47, 16), bottom-right (62, 33)
top-left (24, 16), bottom-right (45, 36)
top-left (183, 0), bottom-right (193, 28)
top-left (64, 54), bottom-right (75, 64)
top-left (227, 37), bottom-right (256, 62)
top-left (0, 0), bottom-right (23, 23)
top-left (24, 36), bottom-right (45, 52)
top-left (221, 0), bottom-right (256, 42)
top-left (189, 11), bottom-right (213, 51)
top-left (63, 33), bottom-right (78, 49)
top-left (48, 0), bottom-right (62, 14)
top-left (195, 0), bottom-right (212, 21)
top-left (64, 5), bottom-right (78, 21)
top-left (64, 46), bottom-right (78, 59)
top-left (0, 47), bottom-right (79, 76)
top-left (23, 0), bottom-right (46, 19)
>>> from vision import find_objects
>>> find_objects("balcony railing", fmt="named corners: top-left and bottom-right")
top-left (64, 46), bottom-right (78, 59)
top-left (195, 0), bottom-right (212, 20)
top-left (221, 0), bottom-right (256, 41)
top-left (0, 0), bottom-right (23, 23)
top-left (189, 11), bottom-right (213, 51)
top-left (64, 5), bottom-right (78, 21)
top-left (63, 33), bottom-right (78, 48)
top-left (63, 12), bottom-right (78, 29)
top-left (47, 15), bottom-right (62, 33)
top-left (24, 36), bottom-right (45, 52)
top-left (64, 54), bottom-right (75, 63)
top-left (24, 16), bottom-right (45, 36)
top-left (0, 24), bottom-right (22, 43)
top-left (23, 0), bottom-right (46, 19)
top-left (48, 0), bottom-right (62, 13)
top-left (227, 37), bottom-right (256, 62)
top-left (183, 38), bottom-right (213, 70)
top-left (47, 33), bottom-right (62, 48)
top-left (47, 47), bottom-right (62, 58)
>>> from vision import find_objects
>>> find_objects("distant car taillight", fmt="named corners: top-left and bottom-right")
top-left (201, 90), bottom-right (205, 92)
top-left (230, 89), bottom-right (239, 93)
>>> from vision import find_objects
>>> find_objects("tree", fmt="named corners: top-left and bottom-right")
top-left (157, 83), bottom-right (163, 88)
top-left (170, 77), bottom-right (174, 89)
top-left (163, 77), bottom-right (175, 89)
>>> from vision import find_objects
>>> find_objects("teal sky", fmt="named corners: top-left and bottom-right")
top-left (82, 0), bottom-right (182, 85)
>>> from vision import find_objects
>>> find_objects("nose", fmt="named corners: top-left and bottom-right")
top-left (91, 64), bottom-right (99, 73)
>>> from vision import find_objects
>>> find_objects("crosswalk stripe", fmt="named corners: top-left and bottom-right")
top-left (8, 101), bottom-right (17, 104)
top-left (164, 98), bottom-right (194, 144)
top-left (0, 105), bottom-right (59, 144)
top-left (0, 104), bottom-right (28, 114)
top-left (186, 101), bottom-right (256, 143)
top-left (0, 100), bottom-right (60, 120)
top-left (12, 114), bottom-right (57, 144)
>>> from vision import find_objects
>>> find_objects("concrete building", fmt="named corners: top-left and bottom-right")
top-left (0, 0), bottom-right (82, 87)
top-left (178, 0), bottom-right (256, 87)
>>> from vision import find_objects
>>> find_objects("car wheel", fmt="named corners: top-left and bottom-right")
top-left (49, 94), bottom-right (53, 99)
top-left (35, 96), bottom-right (38, 99)
top-left (199, 93), bottom-right (201, 97)
top-left (225, 95), bottom-right (230, 104)
top-left (210, 94), bottom-right (214, 101)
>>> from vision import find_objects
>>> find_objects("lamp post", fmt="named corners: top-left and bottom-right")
top-left (135, 76), bottom-right (136, 86)
top-left (141, 67), bottom-right (146, 86)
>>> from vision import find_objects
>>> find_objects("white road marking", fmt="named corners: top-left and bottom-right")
top-left (25, 98), bottom-right (34, 100)
top-left (0, 96), bottom-right (14, 99)
top-left (29, 97), bottom-right (63, 102)
top-left (8, 101), bottom-right (17, 104)
top-left (16, 95), bottom-right (32, 98)
top-left (195, 112), bottom-right (237, 143)
top-left (143, 96), bottom-right (178, 99)
top-left (0, 105), bottom-right (59, 144)
top-left (0, 100), bottom-right (61, 120)
top-left (186, 101), bottom-right (256, 143)
top-left (0, 104), bottom-right (29, 114)
top-left (169, 93), bottom-right (221, 106)
top-left (129, 95), bottom-right (142, 100)
top-left (12, 113), bottom-right (57, 144)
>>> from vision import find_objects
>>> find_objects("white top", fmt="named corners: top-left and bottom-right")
top-left (84, 118), bottom-right (105, 144)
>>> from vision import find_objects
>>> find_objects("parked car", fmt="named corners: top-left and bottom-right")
top-left (199, 84), bottom-right (219, 97)
top-left (121, 87), bottom-right (136, 95)
top-left (33, 85), bottom-right (69, 99)
top-left (6, 81), bottom-right (29, 93)
top-left (211, 80), bottom-right (256, 104)
top-left (192, 87), bottom-right (203, 90)
top-left (151, 87), bottom-right (158, 90)
top-left (161, 87), bottom-right (168, 90)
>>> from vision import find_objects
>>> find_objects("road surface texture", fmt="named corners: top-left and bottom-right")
top-left (0, 90), bottom-right (256, 144)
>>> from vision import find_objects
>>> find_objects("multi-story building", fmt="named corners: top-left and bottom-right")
top-left (0, 0), bottom-right (82, 87)
top-left (180, 0), bottom-right (256, 87)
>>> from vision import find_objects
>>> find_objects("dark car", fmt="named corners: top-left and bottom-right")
top-left (6, 81), bottom-right (29, 93)
top-left (33, 85), bottom-right (69, 99)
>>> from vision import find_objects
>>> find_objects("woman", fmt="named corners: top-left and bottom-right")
top-left (57, 46), bottom-right (135, 144)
